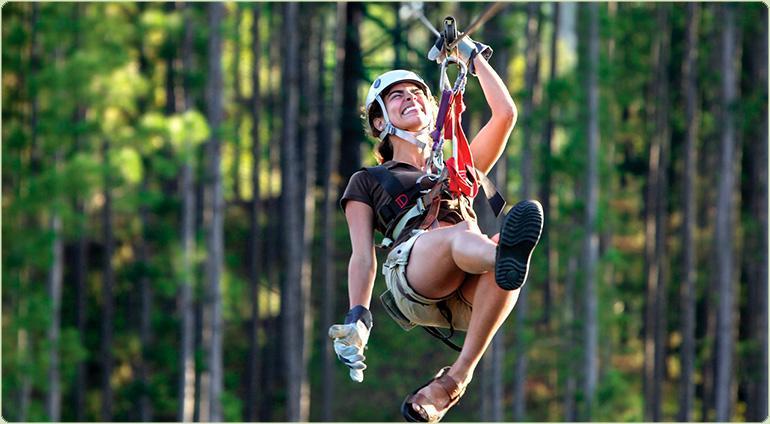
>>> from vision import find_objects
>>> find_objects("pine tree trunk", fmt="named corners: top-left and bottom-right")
top-left (651, 5), bottom-right (672, 421)
top-left (678, 4), bottom-right (700, 421)
top-left (490, 65), bottom-right (509, 424)
top-left (261, 10), bottom-right (283, 417)
top-left (563, 254), bottom-right (578, 421)
top-left (177, 3), bottom-right (197, 421)
top-left (540, 1), bottom-right (560, 329)
top-left (513, 4), bottom-right (541, 420)
top-left (655, 7), bottom-right (672, 414)
top-left (137, 160), bottom-right (153, 422)
top-left (19, 5), bottom-right (38, 420)
top-left (582, 2), bottom-right (600, 418)
top-left (281, 2), bottom-right (305, 421)
top-left (320, 4), bottom-right (347, 420)
top-left (478, 9), bottom-right (511, 422)
top-left (298, 6), bottom-right (320, 419)
top-left (46, 155), bottom-right (63, 421)
top-left (701, 10), bottom-right (722, 417)
top-left (71, 5), bottom-right (88, 421)
top-left (392, 2), bottom-right (404, 68)
top-left (101, 136), bottom-right (115, 421)
top-left (643, 5), bottom-right (671, 420)
top-left (136, 8), bottom-right (153, 416)
top-left (338, 2), bottom-right (364, 188)
top-left (17, 314), bottom-right (31, 421)
top-left (201, 3), bottom-right (226, 421)
top-left (744, 8), bottom-right (768, 420)
top-left (714, 5), bottom-right (740, 419)
top-left (39, 1), bottom-right (62, 418)
top-left (245, 4), bottom-right (262, 422)
top-left (232, 4), bottom-right (243, 202)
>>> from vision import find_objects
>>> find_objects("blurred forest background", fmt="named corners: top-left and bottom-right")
top-left (1, 1), bottom-right (767, 422)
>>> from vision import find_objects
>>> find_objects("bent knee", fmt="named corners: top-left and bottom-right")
top-left (450, 220), bottom-right (481, 234)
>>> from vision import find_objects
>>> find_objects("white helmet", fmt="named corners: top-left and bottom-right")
top-left (365, 70), bottom-right (433, 150)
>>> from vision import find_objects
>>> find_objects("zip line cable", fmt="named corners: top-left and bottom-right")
top-left (446, 3), bottom-right (506, 50)
top-left (409, 2), bottom-right (506, 49)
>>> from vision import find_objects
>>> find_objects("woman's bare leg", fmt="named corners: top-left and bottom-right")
top-left (410, 234), bottom-right (521, 419)
top-left (406, 221), bottom-right (498, 299)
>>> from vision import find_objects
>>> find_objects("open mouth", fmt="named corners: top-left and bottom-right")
top-left (402, 105), bottom-right (423, 116)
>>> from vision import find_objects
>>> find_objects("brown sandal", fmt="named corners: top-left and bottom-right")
top-left (401, 367), bottom-right (466, 422)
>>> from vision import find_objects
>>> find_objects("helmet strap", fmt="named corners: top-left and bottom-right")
top-left (379, 124), bottom-right (431, 151)
top-left (375, 96), bottom-right (434, 152)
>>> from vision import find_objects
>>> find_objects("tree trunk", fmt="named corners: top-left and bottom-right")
top-left (472, 8), bottom-right (511, 421)
top-left (643, 5), bottom-right (671, 420)
top-left (338, 2), bottom-right (364, 188)
top-left (320, 3), bottom-right (347, 421)
top-left (582, 2), bottom-right (600, 418)
top-left (39, 2), bottom-right (62, 419)
top-left (700, 9), bottom-right (722, 418)
top-left (299, 5), bottom-right (320, 420)
top-left (137, 160), bottom-right (153, 422)
top-left (232, 4), bottom-right (243, 202)
top-left (18, 6), bottom-right (38, 420)
top-left (563, 254), bottom-right (578, 421)
top-left (281, 2), bottom-right (305, 421)
top-left (714, 5), bottom-right (740, 420)
top-left (654, 8), bottom-right (671, 421)
top-left (513, 4), bottom-right (541, 420)
top-left (136, 7), bottom-right (153, 417)
top-left (46, 155), bottom-right (63, 421)
top-left (743, 7), bottom-right (768, 420)
top-left (678, 4), bottom-right (700, 421)
top-left (392, 2), bottom-right (404, 68)
top-left (520, 2), bottom-right (541, 201)
top-left (540, 1), bottom-right (560, 329)
top-left (73, 156), bottom-right (88, 422)
top-left (245, 4), bottom-right (262, 422)
top-left (261, 9), bottom-right (283, 418)
top-left (645, 5), bottom-right (672, 421)
top-left (177, 3), bottom-right (197, 422)
top-left (71, 4), bottom-right (88, 421)
top-left (201, 3), bottom-right (226, 421)
top-left (100, 136), bottom-right (115, 421)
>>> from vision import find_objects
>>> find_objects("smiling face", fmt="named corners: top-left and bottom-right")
top-left (373, 82), bottom-right (432, 133)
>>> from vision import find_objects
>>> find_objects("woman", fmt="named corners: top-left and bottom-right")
top-left (329, 38), bottom-right (543, 422)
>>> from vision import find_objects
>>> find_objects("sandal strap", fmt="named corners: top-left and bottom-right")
top-left (403, 367), bottom-right (468, 422)
top-left (435, 374), bottom-right (463, 401)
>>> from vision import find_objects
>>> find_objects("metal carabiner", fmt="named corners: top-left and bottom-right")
top-left (439, 56), bottom-right (468, 93)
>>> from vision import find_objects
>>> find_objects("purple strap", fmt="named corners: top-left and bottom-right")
top-left (431, 89), bottom-right (454, 152)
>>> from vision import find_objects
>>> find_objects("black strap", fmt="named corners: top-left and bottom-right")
top-left (421, 301), bottom-right (462, 352)
top-left (365, 165), bottom-right (406, 199)
top-left (475, 168), bottom-right (506, 217)
top-left (364, 165), bottom-right (426, 234)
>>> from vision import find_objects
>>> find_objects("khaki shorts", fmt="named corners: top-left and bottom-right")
top-left (382, 230), bottom-right (473, 331)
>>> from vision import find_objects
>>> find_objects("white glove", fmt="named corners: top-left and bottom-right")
top-left (427, 34), bottom-right (493, 75)
top-left (328, 305), bottom-right (372, 383)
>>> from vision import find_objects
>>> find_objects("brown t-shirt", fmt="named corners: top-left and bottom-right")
top-left (340, 161), bottom-right (476, 243)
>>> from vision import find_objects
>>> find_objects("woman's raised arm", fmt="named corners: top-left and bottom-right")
top-left (468, 55), bottom-right (517, 174)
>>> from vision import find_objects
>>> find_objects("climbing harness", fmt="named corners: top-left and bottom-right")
top-left (426, 39), bottom-right (505, 217)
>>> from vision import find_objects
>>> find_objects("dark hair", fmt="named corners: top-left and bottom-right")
top-left (367, 100), bottom-right (394, 164)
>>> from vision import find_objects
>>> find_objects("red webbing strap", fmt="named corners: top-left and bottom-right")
top-left (444, 91), bottom-right (478, 199)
